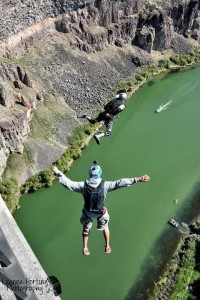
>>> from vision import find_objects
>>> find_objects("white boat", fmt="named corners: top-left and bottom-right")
top-left (155, 106), bottom-right (163, 113)
top-left (169, 219), bottom-right (179, 227)
top-left (155, 100), bottom-right (172, 113)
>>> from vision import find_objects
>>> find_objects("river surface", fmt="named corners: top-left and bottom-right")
top-left (14, 65), bottom-right (200, 300)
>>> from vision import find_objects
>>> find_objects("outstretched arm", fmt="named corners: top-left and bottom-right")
top-left (105, 175), bottom-right (150, 192)
top-left (52, 165), bottom-right (84, 192)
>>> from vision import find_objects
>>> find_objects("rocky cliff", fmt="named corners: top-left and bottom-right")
top-left (0, 0), bottom-right (199, 183)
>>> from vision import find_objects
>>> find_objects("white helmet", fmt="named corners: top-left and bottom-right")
top-left (115, 92), bottom-right (128, 101)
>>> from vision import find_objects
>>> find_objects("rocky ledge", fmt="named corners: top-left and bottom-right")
top-left (0, 0), bottom-right (199, 184)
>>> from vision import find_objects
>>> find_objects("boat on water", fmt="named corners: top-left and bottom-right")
top-left (155, 100), bottom-right (172, 113)
top-left (169, 219), bottom-right (179, 227)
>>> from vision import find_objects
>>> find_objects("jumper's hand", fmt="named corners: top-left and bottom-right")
top-left (140, 175), bottom-right (150, 182)
top-left (136, 175), bottom-right (150, 182)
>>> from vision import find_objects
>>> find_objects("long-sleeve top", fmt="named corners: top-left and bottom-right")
top-left (55, 169), bottom-right (137, 203)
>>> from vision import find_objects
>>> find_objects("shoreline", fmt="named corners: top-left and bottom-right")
top-left (146, 183), bottom-right (200, 299)
top-left (17, 58), bottom-right (200, 198)
top-left (15, 61), bottom-right (200, 300)
top-left (125, 186), bottom-right (200, 300)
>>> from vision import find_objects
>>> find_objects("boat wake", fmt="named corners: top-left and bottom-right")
top-left (155, 100), bottom-right (172, 113)
top-left (155, 80), bottom-right (199, 113)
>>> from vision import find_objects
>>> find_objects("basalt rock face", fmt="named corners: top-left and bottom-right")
top-left (134, 0), bottom-right (200, 53)
top-left (0, 0), bottom-right (200, 183)
top-left (0, 63), bottom-right (41, 177)
top-left (0, 0), bottom-right (199, 58)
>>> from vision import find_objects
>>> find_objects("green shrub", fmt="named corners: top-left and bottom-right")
top-left (148, 66), bottom-right (158, 73)
top-left (84, 124), bottom-right (93, 135)
top-left (165, 60), bottom-right (170, 69)
top-left (127, 81), bottom-right (132, 87)
top-left (170, 56), bottom-right (180, 64)
top-left (40, 169), bottom-right (54, 187)
top-left (158, 59), bottom-right (170, 69)
top-left (21, 174), bottom-right (42, 193)
top-left (179, 57), bottom-right (187, 66)
top-left (20, 169), bottom-right (54, 193)
top-left (68, 126), bottom-right (87, 146)
top-left (116, 82), bottom-right (127, 91)
top-left (184, 55), bottom-right (192, 64)
top-left (0, 179), bottom-right (20, 212)
top-left (68, 145), bottom-right (82, 159)
top-left (56, 157), bottom-right (69, 173)
top-left (135, 74), bottom-right (144, 82)
top-left (141, 70), bottom-right (150, 78)
top-left (194, 55), bottom-right (200, 62)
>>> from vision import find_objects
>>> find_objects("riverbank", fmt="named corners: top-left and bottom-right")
top-left (13, 61), bottom-right (200, 299)
top-left (2, 51), bottom-right (200, 213)
top-left (150, 219), bottom-right (200, 300)
top-left (19, 51), bottom-right (200, 194)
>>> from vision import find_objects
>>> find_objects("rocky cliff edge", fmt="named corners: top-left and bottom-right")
top-left (0, 0), bottom-right (199, 184)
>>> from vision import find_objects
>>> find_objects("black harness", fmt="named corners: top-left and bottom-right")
top-left (104, 99), bottom-right (123, 116)
top-left (83, 180), bottom-right (105, 213)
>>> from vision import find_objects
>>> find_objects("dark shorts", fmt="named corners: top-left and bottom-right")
top-left (97, 112), bottom-right (114, 135)
top-left (104, 119), bottom-right (113, 135)
top-left (89, 111), bottom-right (114, 135)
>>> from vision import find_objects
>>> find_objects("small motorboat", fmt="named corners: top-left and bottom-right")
top-left (155, 105), bottom-right (163, 113)
top-left (155, 100), bottom-right (172, 113)
top-left (169, 219), bottom-right (179, 227)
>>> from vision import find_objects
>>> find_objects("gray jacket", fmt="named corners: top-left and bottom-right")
top-left (56, 170), bottom-right (137, 202)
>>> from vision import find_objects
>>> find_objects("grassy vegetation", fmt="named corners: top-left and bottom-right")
top-left (0, 56), bottom-right (32, 67)
top-left (2, 51), bottom-right (200, 214)
top-left (2, 152), bottom-right (28, 183)
top-left (28, 94), bottom-right (70, 141)
top-left (1, 46), bottom-right (200, 300)
top-left (115, 51), bottom-right (200, 97)
top-left (20, 169), bottom-right (54, 193)
top-left (0, 178), bottom-right (20, 213)
top-left (20, 121), bottom-right (95, 193)
top-left (169, 238), bottom-right (200, 300)
top-left (150, 230), bottom-right (200, 300)
top-left (17, 51), bottom-right (200, 197)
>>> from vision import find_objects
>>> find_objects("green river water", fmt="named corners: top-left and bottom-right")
top-left (14, 65), bottom-right (200, 300)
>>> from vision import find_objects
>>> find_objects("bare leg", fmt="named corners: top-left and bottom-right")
top-left (83, 235), bottom-right (89, 249)
top-left (103, 228), bottom-right (111, 253)
top-left (82, 236), bottom-right (90, 255)
top-left (103, 228), bottom-right (110, 247)
top-left (95, 132), bottom-right (105, 139)
top-left (82, 223), bottom-right (92, 255)
top-left (94, 132), bottom-right (106, 145)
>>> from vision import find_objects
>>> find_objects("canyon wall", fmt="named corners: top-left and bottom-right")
top-left (0, 0), bottom-right (199, 183)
